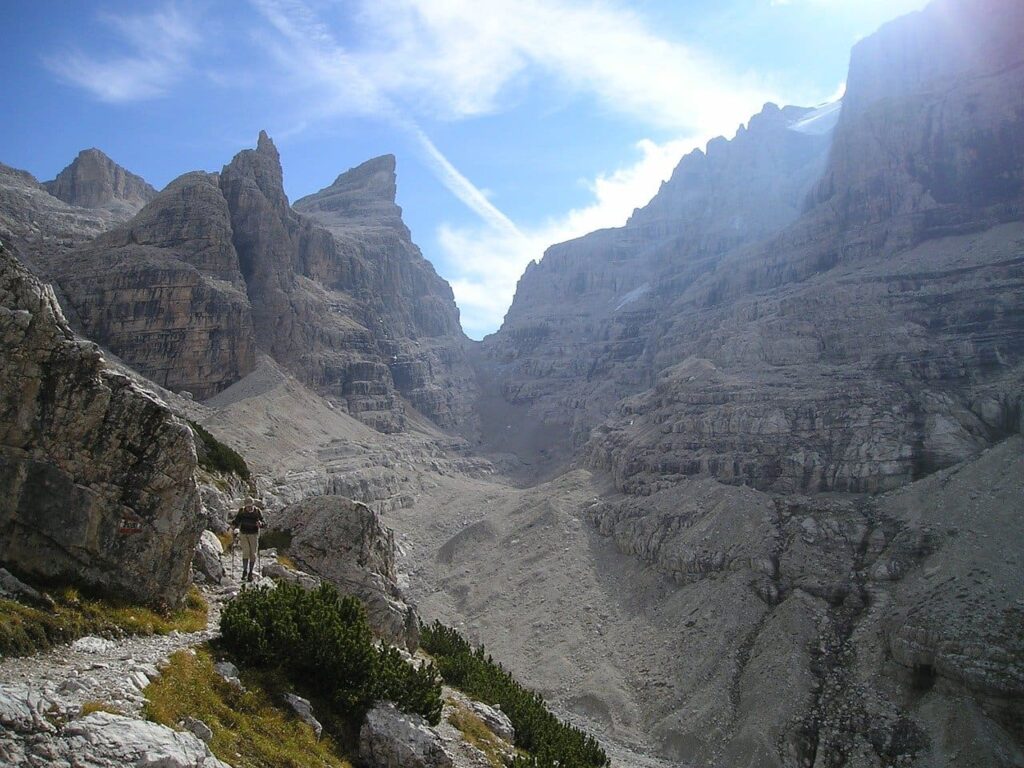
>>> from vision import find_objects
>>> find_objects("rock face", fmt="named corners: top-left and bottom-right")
top-left (484, 0), bottom-right (1024, 494)
top-left (480, 101), bottom-right (833, 469)
top-left (360, 702), bottom-right (454, 768)
top-left (0, 243), bottom-right (203, 606)
top-left (294, 154), bottom-right (477, 431)
top-left (48, 172), bottom-right (257, 400)
top-left (44, 148), bottom-right (157, 218)
top-left (581, 437), bottom-right (1024, 767)
top-left (2, 134), bottom-right (476, 431)
top-left (271, 495), bottom-right (419, 649)
top-left (0, 163), bottom-right (117, 274)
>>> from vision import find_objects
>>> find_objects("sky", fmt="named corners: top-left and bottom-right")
top-left (1, 0), bottom-right (929, 338)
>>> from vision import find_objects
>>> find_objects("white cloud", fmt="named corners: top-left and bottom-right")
top-left (251, 0), bottom-right (778, 335)
top-left (444, 136), bottom-right (702, 339)
top-left (46, 4), bottom-right (199, 102)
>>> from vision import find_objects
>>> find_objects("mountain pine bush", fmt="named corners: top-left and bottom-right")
top-left (221, 583), bottom-right (441, 724)
top-left (420, 621), bottom-right (609, 768)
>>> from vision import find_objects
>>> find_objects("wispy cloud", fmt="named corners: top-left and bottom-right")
top-left (46, 4), bottom-right (200, 102)
top-left (441, 136), bottom-right (701, 338)
top-left (251, 0), bottom-right (778, 335)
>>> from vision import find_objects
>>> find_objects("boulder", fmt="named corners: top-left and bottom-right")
top-left (359, 702), bottom-right (453, 768)
top-left (193, 531), bottom-right (225, 584)
top-left (0, 245), bottom-right (203, 607)
top-left (0, 567), bottom-right (53, 607)
top-left (62, 712), bottom-right (229, 767)
top-left (283, 693), bottom-right (322, 739)
top-left (271, 495), bottom-right (419, 649)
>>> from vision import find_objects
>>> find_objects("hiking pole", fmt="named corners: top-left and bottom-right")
top-left (231, 531), bottom-right (237, 578)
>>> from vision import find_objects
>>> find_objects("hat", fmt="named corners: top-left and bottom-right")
top-left (244, 495), bottom-right (254, 505)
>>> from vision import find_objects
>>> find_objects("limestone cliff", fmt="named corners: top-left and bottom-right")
top-left (44, 148), bottom-right (157, 219)
top-left (295, 155), bottom-right (476, 431)
top-left (485, 0), bottom-right (1024, 494)
top-left (1, 134), bottom-right (476, 431)
top-left (48, 172), bottom-right (257, 400)
top-left (480, 101), bottom-right (833, 468)
top-left (0, 242), bottom-right (203, 607)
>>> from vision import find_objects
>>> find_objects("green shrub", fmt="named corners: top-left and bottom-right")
top-left (220, 583), bottom-right (442, 725)
top-left (188, 420), bottom-right (251, 481)
top-left (420, 621), bottom-right (609, 768)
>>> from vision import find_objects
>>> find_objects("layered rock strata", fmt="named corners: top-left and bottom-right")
top-left (49, 172), bottom-right (257, 400)
top-left (484, 0), bottom-right (1024, 494)
top-left (583, 436), bottom-right (1023, 767)
top-left (0, 243), bottom-right (203, 606)
top-left (43, 148), bottom-right (157, 218)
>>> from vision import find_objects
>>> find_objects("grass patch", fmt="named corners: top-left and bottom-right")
top-left (0, 585), bottom-right (207, 657)
top-left (81, 700), bottom-right (123, 717)
top-left (144, 647), bottom-right (354, 768)
top-left (448, 700), bottom-right (507, 768)
top-left (188, 420), bottom-right (252, 481)
top-left (276, 554), bottom-right (299, 571)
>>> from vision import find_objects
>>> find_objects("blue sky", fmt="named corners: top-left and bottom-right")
top-left (1, 0), bottom-right (928, 338)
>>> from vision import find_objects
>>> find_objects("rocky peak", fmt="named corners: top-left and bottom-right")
top-left (294, 155), bottom-right (403, 230)
top-left (43, 148), bottom-right (156, 215)
top-left (812, 0), bottom-right (1024, 223)
top-left (220, 131), bottom-right (289, 214)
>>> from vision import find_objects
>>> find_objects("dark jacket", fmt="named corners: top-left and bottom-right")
top-left (232, 505), bottom-right (265, 534)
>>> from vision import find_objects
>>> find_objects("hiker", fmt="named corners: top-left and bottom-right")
top-left (231, 496), bottom-right (266, 582)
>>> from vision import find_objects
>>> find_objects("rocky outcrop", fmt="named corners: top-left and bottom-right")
top-left (49, 172), bottom-right (257, 400)
top-left (44, 148), bottom-right (157, 218)
top-left (360, 702), bottom-right (454, 768)
top-left (0, 163), bottom-right (115, 273)
top-left (3, 136), bottom-right (475, 432)
top-left (270, 495), bottom-right (419, 649)
top-left (294, 154), bottom-right (478, 431)
top-left (582, 436), bottom-right (1023, 767)
top-left (0, 697), bottom-right (229, 768)
top-left (192, 530), bottom-right (225, 584)
top-left (485, 0), bottom-right (1024, 494)
top-left (480, 101), bottom-right (833, 469)
top-left (0, 243), bottom-right (203, 606)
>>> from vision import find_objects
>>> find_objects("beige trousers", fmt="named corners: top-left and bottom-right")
top-left (239, 532), bottom-right (259, 561)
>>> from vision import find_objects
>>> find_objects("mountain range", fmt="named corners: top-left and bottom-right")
top-left (0, 0), bottom-right (1021, 766)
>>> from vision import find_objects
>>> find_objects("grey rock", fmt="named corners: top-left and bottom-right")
top-left (49, 171), bottom-right (257, 400)
top-left (43, 148), bottom-right (156, 217)
top-left (261, 559), bottom-right (321, 590)
top-left (271, 495), bottom-right (419, 649)
top-left (62, 711), bottom-right (229, 767)
top-left (212, 661), bottom-right (242, 690)
top-left (360, 702), bottom-right (453, 768)
top-left (193, 530), bottom-right (225, 585)
top-left (0, 246), bottom-right (203, 607)
top-left (182, 716), bottom-right (214, 743)
top-left (71, 637), bottom-right (117, 655)
top-left (462, 699), bottom-right (514, 745)
top-left (0, 567), bottom-right (52, 607)
top-left (283, 693), bottom-right (322, 739)
top-left (481, 0), bottom-right (1024, 496)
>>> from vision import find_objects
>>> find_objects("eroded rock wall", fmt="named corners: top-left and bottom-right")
top-left (0, 244), bottom-right (202, 606)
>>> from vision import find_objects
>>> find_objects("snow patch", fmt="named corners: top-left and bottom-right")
top-left (789, 100), bottom-right (842, 135)
top-left (614, 283), bottom-right (651, 311)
